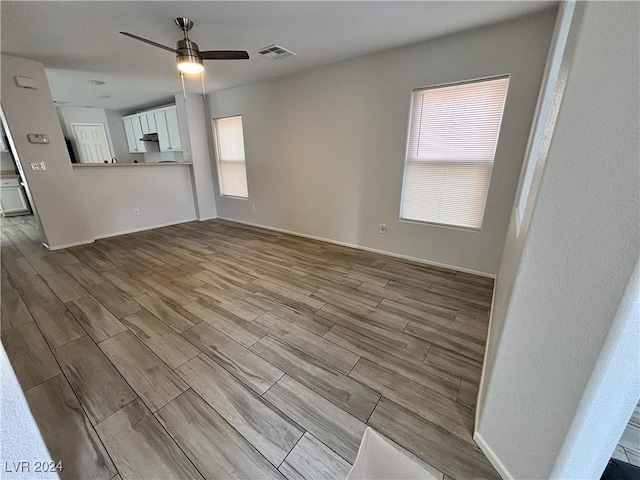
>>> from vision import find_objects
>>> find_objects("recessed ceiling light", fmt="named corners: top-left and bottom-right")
top-left (89, 80), bottom-right (106, 85)
top-left (100, 95), bottom-right (110, 99)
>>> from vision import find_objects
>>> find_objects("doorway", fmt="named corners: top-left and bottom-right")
top-left (0, 107), bottom-right (45, 246)
top-left (70, 123), bottom-right (112, 164)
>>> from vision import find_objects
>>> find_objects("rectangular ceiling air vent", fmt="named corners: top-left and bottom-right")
top-left (256, 44), bottom-right (297, 60)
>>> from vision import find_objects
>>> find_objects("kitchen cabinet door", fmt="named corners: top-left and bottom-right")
top-left (164, 107), bottom-right (182, 151)
top-left (1, 185), bottom-right (30, 215)
top-left (146, 113), bottom-right (157, 134)
top-left (130, 116), bottom-right (147, 153)
top-left (122, 117), bottom-right (138, 153)
top-left (139, 114), bottom-right (150, 134)
top-left (154, 111), bottom-right (171, 152)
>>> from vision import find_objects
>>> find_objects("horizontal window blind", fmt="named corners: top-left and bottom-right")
top-left (401, 75), bottom-right (509, 229)
top-left (213, 115), bottom-right (248, 198)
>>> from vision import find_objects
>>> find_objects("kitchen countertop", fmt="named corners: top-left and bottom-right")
top-left (71, 162), bottom-right (192, 168)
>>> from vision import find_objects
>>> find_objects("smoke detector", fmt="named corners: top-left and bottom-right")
top-left (256, 44), bottom-right (296, 60)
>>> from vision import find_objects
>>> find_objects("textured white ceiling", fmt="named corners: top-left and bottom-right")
top-left (1, 1), bottom-right (555, 112)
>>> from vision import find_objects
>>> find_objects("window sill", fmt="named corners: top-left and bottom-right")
top-left (219, 194), bottom-right (248, 200)
top-left (398, 218), bottom-right (483, 232)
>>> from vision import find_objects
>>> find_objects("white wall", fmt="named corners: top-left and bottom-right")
top-left (2, 55), bottom-right (210, 245)
top-left (176, 93), bottom-right (217, 220)
top-left (477, 0), bottom-right (576, 428)
top-left (1, 54), bottom-right (94, 248)
top-left (105, 108), bottom-right (135, 163)
top-left (553, 261), bottom-right (639, 478)
top-left (207, 9), bottom-right (556, 275)
top-left (0, 344), bottom-right (56, 480)
top-left (476, 2), bottom-right (640, 478)
top-left (57, 106), bottom-right (116, 162)
top-left (73, 164), bottom-right (197, 239)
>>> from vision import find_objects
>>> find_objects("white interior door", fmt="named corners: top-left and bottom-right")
top-left (71, 123), bottom-right (112, 163)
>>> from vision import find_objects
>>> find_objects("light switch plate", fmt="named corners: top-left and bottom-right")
top-left (30, 162), bottom-right (46, 171)
top-left (27, 134), bottom-right (50, 144)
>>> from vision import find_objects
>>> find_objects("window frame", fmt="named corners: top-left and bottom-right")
top-left (398, 74), bottom-right (510, 231)
top-left (212, 114), bottom-right (249, 200)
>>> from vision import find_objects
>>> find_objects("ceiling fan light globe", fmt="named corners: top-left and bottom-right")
top-left (176, 54), bottom-right (204, 75)
top-left (177, 61), bottom-right (205, 75)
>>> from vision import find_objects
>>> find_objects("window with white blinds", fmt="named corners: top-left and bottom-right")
top-left (213, 115), bottom-right (249, 198)
top-left (400, 75), bottom-right (509, 229)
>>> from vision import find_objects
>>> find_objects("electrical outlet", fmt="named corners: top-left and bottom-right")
top-left (379, 224), bottom-right (387, 234)
top-left (133, 208), bottom-right (140, 216)
top-left (251, 204), bottom-right (256, 212)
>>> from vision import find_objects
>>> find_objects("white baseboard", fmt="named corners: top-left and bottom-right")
top-left (197, 215), bottom-right (218, 222)
top-left (474, 432), bottom-right (512, 480)
top-left (45, 219), bottom-right (198, 249)
top-left (92, 218), bottom-right (198, 240)
top-left (216, 217), bottom-right (495, 279)
top-left (45, 238), bottom-right (95, 251)
top-left (474, 269), bottom-right (501, 433)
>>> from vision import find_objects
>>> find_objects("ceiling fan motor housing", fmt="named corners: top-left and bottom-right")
top-left (176, 38), bottom-right (203, 67)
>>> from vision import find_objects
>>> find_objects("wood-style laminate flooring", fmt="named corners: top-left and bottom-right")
top-left (1, 214), bottom-right (499, 479)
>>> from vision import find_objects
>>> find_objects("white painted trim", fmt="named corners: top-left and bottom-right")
top-left (92, 218), bottom-right (197, 240)
top-left (46, 218), bottom-right (200, 249)
top-left (198, 215), bottom-right (218, 222)
top-left (474, 267), bottom-right (500, 433)
top-left (474, 432), bottom-right (513, 480)
top-left (45, 238), bottom-right (95, 251)
top-left (514, 0), bottom-right (576, 239)
top-left (216, 217), bottom-right (495, 278)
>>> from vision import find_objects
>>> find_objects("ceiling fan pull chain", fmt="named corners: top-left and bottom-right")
top-left (201, 69), bottom-right (206, 98)
top-left (180, 71), bottom-right (187, 101)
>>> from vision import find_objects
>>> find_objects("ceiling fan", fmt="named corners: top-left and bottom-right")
top-left (120, 17), bottom-right (249, 75)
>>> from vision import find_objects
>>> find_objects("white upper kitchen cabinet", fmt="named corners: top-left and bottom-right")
top-left (140, 112), bottom-right (157, 135)
top-left (122, 115), bottom-right (147, 153)
top-left (123, 106), bottom-right (182, 154)
top-left (122, 116), bottom-right (137, 152)
top-left (163, 107), bottom-right (182, 152)
top-left (139, 114), bottom-right (149, 134)
top-left (145, 112), bottom-right (157, 135)
top-left (154, 111), bottom-right (171, 152)
top-left (153, 107), bottom-right (182, 152)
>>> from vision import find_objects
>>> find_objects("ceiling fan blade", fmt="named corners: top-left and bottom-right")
top-left (120, 32), bottom-right (177, 53)
top-left (200, 50), bottom-right (250, 60)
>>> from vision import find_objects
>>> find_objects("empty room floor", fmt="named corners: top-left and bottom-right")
top-left (1, 216), bottom-right (498, 479)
